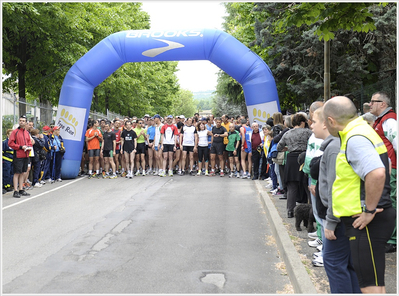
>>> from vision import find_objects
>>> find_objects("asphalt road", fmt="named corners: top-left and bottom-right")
top-left (2, 174), bottom-right (292, 294)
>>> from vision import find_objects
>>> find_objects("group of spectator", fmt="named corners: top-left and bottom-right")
top-left (2, 116), bottom-right (65, 198)
top-left (263, 92), bottom-right (396, 294)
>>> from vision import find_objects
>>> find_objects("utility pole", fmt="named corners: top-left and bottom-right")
top-left (324, 40), bottom-right (331, 102)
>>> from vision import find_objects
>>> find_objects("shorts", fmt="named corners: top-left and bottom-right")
top-left (115, 149), bottom-right (120, 155)
top-left (228, 150), bottom-right (239, 158)
top-left (136, 143), bottom-right (146, 154)
top-left (13, 157), bottom-right (29, 174)
top-left (88, 149), bottom-right (100, 157)
top-left (341, 206), bottom-right (396, 288)
top-left (163, 144), bottom-right (175, 153)
top-left (210, 142), bottom-right (224, 155)
top-left (183, 146), bottom-right (194, 153)
top-left (103, 150), bottom-right (113, 158)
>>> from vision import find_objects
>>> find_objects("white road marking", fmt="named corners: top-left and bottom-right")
top-left (2, 177), bottom-right (86, 210)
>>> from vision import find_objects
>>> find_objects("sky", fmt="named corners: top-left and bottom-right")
top-left (140, 1), bottom-right (227, 93)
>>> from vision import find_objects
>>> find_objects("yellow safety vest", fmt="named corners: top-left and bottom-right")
top-left (332, 117), bottom-right (388, 218)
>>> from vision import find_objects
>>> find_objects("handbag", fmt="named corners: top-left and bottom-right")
top-left (272, 151), bottom-right (285, 165)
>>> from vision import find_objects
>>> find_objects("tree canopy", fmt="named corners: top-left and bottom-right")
top-left (2, 2), bottom-right (181, 117)
top-left (216, 2), bottom-right (396, 112)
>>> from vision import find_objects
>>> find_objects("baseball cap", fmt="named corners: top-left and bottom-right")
top-left (42, 125), bottom-right (51, 131)
top-left (180, 115), bottom-right (185, 119)
top-left (167, 115), bottom-right (173, 119)
top-left (53, 126), bottom-right (60, 130)
top-left (154, 114), bottom-right (161, 119)
top-left (144, 114), bottom-right (150, 118)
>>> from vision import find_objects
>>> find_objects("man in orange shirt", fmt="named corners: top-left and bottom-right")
top-left (85, 119), bottom-right (103, 178)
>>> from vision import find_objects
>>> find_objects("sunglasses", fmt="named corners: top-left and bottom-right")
top-left (370, 100), bottom-right (383, 104)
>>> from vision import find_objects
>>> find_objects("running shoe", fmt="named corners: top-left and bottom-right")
top-left (197, 171), bottom-right (201, 176)
top-left (312, 256), bottom-right (324, 267)
top-left (121, 171), bottom-right (127, 178)
top-left (142, 170), bottom-right (146, 176)
top-left (229, 172), bottom-right (234, 178)
top-left (220, 171), bottom-right (225, 177)
top-left (317, 244), bottom-right (323, 252)
top-left (178, 170), bottom-right (183, 176)
top-left (159, 170), bottom-right (166, 177)
top-left (102, 171), bottom-right (106, 178)
top-left (241, 172), bottom-right (247, 179)
top-left (168, 170), bottom-right (173, 177)
top-left (34, 183), bottom-right (42, 188)
top-left (209, 170), bottom-right (215, 176)
top-left (308, 238), bottom-right (323, 248)
top-left (308, 231), bottom-right (318, 239)
top-left (56, 178), bottom-right (62, 182)
top-left (205, 170), bottom-right (209, 176)
top-left (246, 173), bottom-right (251, 179)
top-left (312, 251), bottom-right (322, 259)
top-left (135, 170), bottom-right (141, 176)
top-left (110, 174), bottom-right (117, 179)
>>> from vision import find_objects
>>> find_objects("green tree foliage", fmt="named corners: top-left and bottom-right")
top-left (3, 2), bottom-right (180, 117)
top-left (217, 2), bottom-right (396, 111)
top-left (171, 89), bottom-right (197, 118)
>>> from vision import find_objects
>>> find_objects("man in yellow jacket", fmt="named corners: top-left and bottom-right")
top-left (323, 96), bottom-right (395, 294)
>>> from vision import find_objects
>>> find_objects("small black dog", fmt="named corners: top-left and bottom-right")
top-left (294, 203), bottom-right (316, 232)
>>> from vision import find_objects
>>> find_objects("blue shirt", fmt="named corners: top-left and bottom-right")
top-left (147, 126), bottom-right (156, 141)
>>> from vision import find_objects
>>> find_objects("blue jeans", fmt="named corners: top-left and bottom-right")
top-left (269, 163), bottom-right (278, 190)
top-left (323, 221), bottom-right (361, 293)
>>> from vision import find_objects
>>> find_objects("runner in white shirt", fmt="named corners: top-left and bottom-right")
top-left (179, 118), bottom-right (198, 175)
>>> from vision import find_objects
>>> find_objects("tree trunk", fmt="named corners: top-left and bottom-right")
top-left (39, 96), bottom-right (53, 125)
top-left (324, 40), bottom-right (331, 102)
top-left (18, 35), bottom-right (27, 117)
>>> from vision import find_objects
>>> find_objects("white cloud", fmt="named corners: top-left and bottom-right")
top-left (141, 1), bottom-right (227, 92)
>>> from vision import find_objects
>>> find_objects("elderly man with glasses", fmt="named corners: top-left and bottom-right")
top-left (370, 91), bottom-right (397, 254)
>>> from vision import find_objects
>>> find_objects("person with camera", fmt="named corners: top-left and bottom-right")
top-left (50, 126), bottom-right (65, 182)
top-left (30, 129), bottom-right (45, 188)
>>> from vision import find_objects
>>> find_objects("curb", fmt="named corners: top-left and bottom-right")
top-left (255, 180), bottom-right (317, 294)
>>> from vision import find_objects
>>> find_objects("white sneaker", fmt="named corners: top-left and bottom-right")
top-left (40, 180), bottom-right (45, 185)
top-left (308, 231), bottom-right (318, 239)
top-left (34, 183), bottom-right (42, 188)
top-left (312, 256), bottom-right (324, 267)
top-left (317, 244), bottom-right (323, 252)
top-left (312, 251), bottom-right (322, 259)
top-left (135, 170), bottom-right (141, 176)
top-left (46, 178), bottom-right (52, 183)
top-left (142, 170), bottom-right (146, 176)
top-left (56, 178), bottom-right (62, 182)
top-left (308, 238), bottom-right (323, 248)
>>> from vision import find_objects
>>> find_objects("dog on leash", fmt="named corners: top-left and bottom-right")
top-left (294, 203), bottom-right (316, 232)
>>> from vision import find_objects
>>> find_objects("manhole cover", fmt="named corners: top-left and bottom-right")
top-left (200, 273), bottom-right (226, 289)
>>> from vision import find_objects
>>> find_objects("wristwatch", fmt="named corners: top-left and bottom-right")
top-left (363, 205), bottom-right (377, 214)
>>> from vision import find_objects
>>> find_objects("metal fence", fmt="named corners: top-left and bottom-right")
top-left (2, 92), bottom-right (126, 139)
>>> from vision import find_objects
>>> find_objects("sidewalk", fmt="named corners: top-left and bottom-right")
top-left (255, 180), bottom-right (397, 294)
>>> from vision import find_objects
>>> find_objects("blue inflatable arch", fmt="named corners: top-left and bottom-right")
top-left (55, 28), bottom-right (281, 179)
